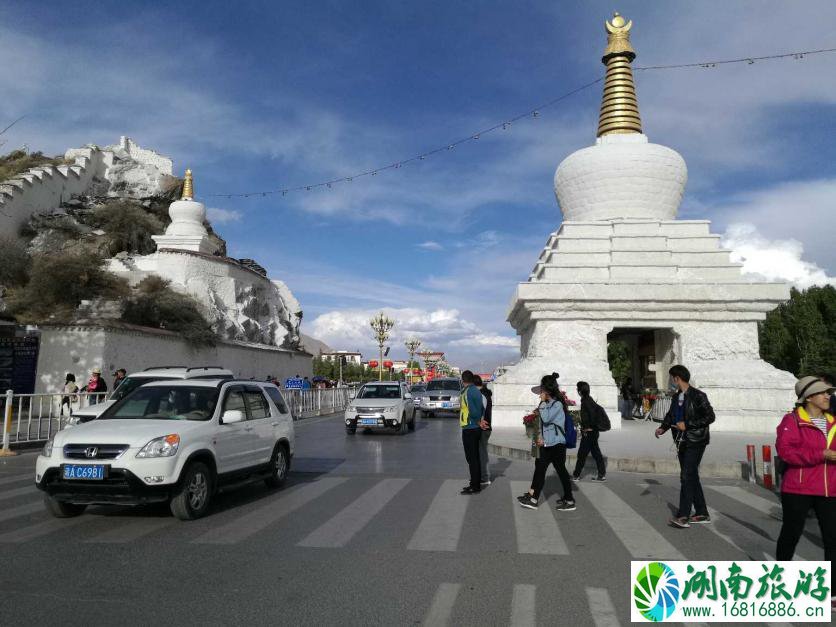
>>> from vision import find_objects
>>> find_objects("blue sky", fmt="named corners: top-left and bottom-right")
top-left (1, 0), bottom-right (835, 370)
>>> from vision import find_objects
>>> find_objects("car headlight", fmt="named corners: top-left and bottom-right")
top-left (136, 434), bottom-right (180, 458)
top-left (42, 439), bottom-right (54, 458)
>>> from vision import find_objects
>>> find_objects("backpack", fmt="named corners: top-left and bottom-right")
top-left (594, 402), bottom-right (611, 432)
top-left (553, 412), bottom-right (577, 449)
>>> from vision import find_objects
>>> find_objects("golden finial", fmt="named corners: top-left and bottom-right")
top-left (597, 12), bottom-right (642, 137)
top-left (182, 168), bottom-right (194, 200)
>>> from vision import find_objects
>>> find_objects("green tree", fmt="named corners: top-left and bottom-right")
top-left (759, 285), bottom-right (836, 376)
top-left (607, 339), bottom-right (632, 384)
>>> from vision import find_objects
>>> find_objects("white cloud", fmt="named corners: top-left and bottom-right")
top-left (206, 207), bottom-right (242, 224)
top-left (721, 223), bottom-right (835, 289)
top-left (449, 334), bottom-right (519, 348)
top-left (417, 240), bottom-right (443, 251)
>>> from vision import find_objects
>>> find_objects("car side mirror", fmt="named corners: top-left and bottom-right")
top-left (221, 409), bottom-right (245, 424)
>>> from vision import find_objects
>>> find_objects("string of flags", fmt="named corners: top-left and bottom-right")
top-left (206, 46), bottom-right (836, 200)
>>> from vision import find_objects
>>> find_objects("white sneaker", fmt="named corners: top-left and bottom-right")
top-left (480, 480), bottom-right (491, 487)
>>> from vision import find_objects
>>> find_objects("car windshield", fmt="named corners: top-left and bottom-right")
top-left (357, 385), bottom-right (402, 399)
top-left (100, 385), bottom-right (219, 421)
top-left (426, 380), bottom-right (461, 392)
top-left (409, 385), bottom-right (425, 393)
top-left (109, 376), bottom-right (173, 402)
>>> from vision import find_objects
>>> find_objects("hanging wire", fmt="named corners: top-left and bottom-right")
top-left (206, 46), bottom-right (836, 199)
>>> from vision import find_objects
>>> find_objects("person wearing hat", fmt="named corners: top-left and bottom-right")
top-left (81, 367), bottom-right (108, 405)
top-left (776, 376), bottom-right (836, 610)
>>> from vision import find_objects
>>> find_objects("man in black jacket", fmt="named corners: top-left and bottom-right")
top-left (572, 381), bottom-right (607, 481)
top-left (655, 364), bottom-right (715, 529)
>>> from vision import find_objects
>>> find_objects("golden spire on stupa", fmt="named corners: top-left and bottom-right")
top-left (597, 12), bottom-right (643, 137)
top-left (182, 168), bottom-right (194, 200)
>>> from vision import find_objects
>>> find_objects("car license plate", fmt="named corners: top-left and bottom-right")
top-left (359, 417), bottom-right (378, 425)
top-left (62, 464), bottom-right (106, 480)
top-left (443, 402), bottom-right (451, 408)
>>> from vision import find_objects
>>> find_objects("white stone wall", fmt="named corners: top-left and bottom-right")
top-left (116, 136), bottom-right (173, 175)
top-left (34, 325), bottom-right (312, 394)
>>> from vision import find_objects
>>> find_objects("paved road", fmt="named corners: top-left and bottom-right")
top-left (0, 415), bottom-right (828, 625)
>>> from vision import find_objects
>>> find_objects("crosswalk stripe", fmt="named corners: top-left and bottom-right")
top-left (298, 478), bottom-right (410, 548)
top-left (510, 584), bottom-right (536, 627)
top-left (582, 482), bottom-right (685, 560)
top-left (193, 476), bottom-right (347, 545)
top-left (509, 481), bottom-right (569, 554)
top-left (0, 473), bottom-right (32, 486)
top-left (422, 583), bottom-right (460, 626)
top-left (586, 587), bottom-right (620, 627)
top-left (0, 515), bottom-right (88, 542)
top-left (0, 485), bottom-right (37, 502)
top-left (0, 500), bottom-right (43, 523)
top-left (85, 518), bottom-right (174, 544)
top-left (707, 486), bottom-right (779, 517)
top-left (407, 480), bottom-right (468, 552)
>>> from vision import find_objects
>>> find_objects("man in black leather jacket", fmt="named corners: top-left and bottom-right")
top-left (655, 364), bottom-right (715, 529)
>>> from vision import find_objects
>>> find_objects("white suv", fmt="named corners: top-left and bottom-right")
top-left (344, 381), bottom-right (415, 434)
top-left (36, 379), bottom-right (294, 520)
top-left (68, 366), bottom-right (234, 425)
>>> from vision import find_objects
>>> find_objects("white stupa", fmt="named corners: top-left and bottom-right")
top-left (491, 13), bottom-right (795, 433)
top-left (151, 169), bottom-right (217, 254)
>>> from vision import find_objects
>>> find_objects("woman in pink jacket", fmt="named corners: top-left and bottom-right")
top-left (775, 376), bottom-right (836, 609)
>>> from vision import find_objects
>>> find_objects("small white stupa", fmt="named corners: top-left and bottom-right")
top-left (151, 169), bottom-right (217, 254)
top-left (490, 13), bottom-right (795, 433)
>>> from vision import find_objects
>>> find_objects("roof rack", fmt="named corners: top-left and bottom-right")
top-left (143, 366), bottom-right (226, 371)
top-left (186, 366), bottom-right (226, 371)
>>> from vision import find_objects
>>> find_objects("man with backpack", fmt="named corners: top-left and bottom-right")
top-left (655, 364), bottom-right (715, 529)
top-left (572, 381), bottom-right (608, 482)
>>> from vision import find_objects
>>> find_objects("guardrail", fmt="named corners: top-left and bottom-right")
top-left (2, 390), bottom-right (108, 450)
top-left (1, 386), bottom-right (355, 450)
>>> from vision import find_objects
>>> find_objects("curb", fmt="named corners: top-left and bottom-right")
top-left (488, 443), bottom-right (747, 480)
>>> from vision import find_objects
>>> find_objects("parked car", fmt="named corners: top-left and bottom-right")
top-left (344, 381), bottom-right (415, 435)
top-left (36, 378), bottom-right (293, 520)
top-left (67, 366), bottom-right (234, 426)
top-left (409, 383), bottom-right (426, 409)
top-left (418, 378), bottom-right (462, 417)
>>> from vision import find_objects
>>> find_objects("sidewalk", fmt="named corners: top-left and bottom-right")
top-left (489, 419), bottom-right (778, 479)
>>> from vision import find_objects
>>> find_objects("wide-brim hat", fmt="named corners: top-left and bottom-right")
top-left (795, 376), bottom-right (834, 403)
top-left (92, 367), bottom-right (102, 374)
top-left (530, 386), bottom-right (542, 394)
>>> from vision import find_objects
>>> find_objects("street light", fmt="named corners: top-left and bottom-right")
top-left (369, 312), bottom-right (395, 382)
top-left (404, 338), bottom-right (422, 384)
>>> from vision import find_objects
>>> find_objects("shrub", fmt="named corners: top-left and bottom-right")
top-left (121, 276), bottom-right (216, 347)
top-left (6, 250), bottom-right (129, 322)
top-left (0, 150), bottom-right (66, 182)
top-left (0, 235), bottom-right (31, 287)
top-left (88, 201), bottom-right (164, 256)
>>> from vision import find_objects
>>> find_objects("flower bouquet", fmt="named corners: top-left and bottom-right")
top-left (522, 410), bottom-right (541, 459)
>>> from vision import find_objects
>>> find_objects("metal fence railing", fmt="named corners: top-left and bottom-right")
top-left (1, 386), bottom-right (355, 450)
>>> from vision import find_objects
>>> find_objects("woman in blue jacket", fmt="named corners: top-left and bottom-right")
top-left (518, 373), bottom-right (576, 511)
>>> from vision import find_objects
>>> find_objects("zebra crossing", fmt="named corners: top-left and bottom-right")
top-left (0, 467), bottom-right (824, 564)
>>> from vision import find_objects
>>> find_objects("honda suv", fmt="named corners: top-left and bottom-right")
top-left (67, 366), bottom-right (234, 426)
top-left (36, 379), bottom-right (294, 520)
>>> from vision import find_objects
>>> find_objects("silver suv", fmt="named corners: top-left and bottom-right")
top-left (344, 381), bottom-right (416, 434)
top-left (418, 378), bottom-right (462, 417)
top-left (68, 366), bottom-right (234, 425)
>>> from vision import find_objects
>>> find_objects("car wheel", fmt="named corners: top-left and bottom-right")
top-left (408, 413), bottom-right (416, 431)
top-left (265, 443), bottom-right (290, 488)
top-left (398, 415), bottom-right (408, 435)
top-left (43, 494), bottom-right (87, 518)
top-left (170, 461), bottom-right (212, 520)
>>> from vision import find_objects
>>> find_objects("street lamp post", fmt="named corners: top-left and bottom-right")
top-left (369, 312), bottom-right (395, 382)
top-left (404, 338), bottom-right (422, 385)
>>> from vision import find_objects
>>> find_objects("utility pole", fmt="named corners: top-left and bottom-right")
top-left (369, 312), bottom-right (394, 382)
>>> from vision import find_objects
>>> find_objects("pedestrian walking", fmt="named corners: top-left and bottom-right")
top-left (112, 368), bottom-right (127, 390)
top-left (474, 375), bottom-right (492, 487)
top-left (518, 373), bottom-right (575, 511)
top-left (81, 367), bottom-right (108, 405)
top-left (60, 373), bottom-right (78, 417)
top-left (572, 381), bottom-right (608, 482)
top-left (459, 370), bottom-right (485, 495)
top-left (775, 375), bottom-right (836, 611)
top-left (654, 364), bottom-right (715, 528)
top-left (620, 377), bottom-right (634, 418)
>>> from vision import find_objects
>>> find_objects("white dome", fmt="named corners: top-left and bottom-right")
top-left (554, 133), bottom-right (687, 222)
top-left (165, 199), bottom-right (208, 237)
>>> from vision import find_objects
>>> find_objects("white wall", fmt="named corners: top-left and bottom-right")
top-left (35, 324), bottom-right (312, 394)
